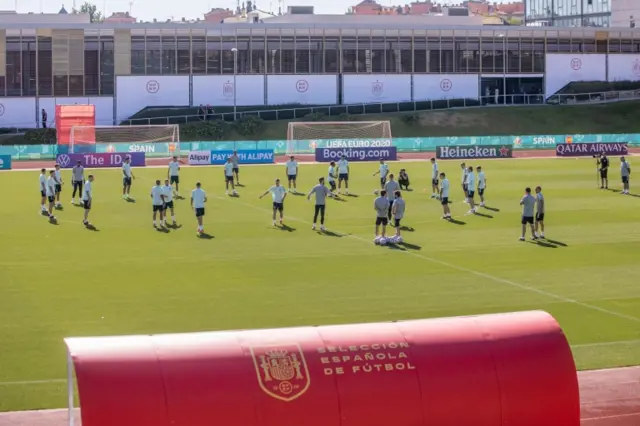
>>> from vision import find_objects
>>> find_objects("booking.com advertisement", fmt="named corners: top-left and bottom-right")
top-left (315, 146), bottom-right (398, 162)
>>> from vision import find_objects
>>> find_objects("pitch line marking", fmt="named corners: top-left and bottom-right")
top-left (217, 196), bottom-right (640, 325)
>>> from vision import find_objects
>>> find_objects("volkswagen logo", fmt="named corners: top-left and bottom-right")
top-left (57, 154), bottom-right (71, 167)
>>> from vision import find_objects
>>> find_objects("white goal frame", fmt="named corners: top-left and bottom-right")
top-left (286, 121), bottom-right (392, 154)
top-left (69, 124), bottom-right (180, 157)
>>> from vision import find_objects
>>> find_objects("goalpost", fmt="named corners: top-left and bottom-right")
top-left (286, 121), bottom-right (392, 154)
top-left (69, 125), bottom-right (180, 158)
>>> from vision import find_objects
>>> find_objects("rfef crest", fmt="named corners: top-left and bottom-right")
top-left (296, 80), bottom-right (309, 93)
top-left (632, 60), bottom-right (640, 76)
top-left (0, 103), bottom-right (4, 116)
top-left (570, 58), bottom-right (582, 71)
top-left (223, 81), bottom-right (234, 98)
top-left (440, 79), bottom-right (452, 91)
top-left (251, 344), bottom-right (310, 402)
top-left (146, 80), bottom-right (160, 93)
top-left (372, 80), bottom-right (384, 96)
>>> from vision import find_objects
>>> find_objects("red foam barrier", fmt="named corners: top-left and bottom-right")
top-left (65, 310), bottom-right (579, 426)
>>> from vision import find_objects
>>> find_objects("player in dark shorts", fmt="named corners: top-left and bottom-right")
top-left (398, 169), bottom-right (410, 190)
top-left (598, 152), bottom-right (609, 189)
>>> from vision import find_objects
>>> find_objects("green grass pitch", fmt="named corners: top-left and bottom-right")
top-left (0, 158), bottom-right (639, 412)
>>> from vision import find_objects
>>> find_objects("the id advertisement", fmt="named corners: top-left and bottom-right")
top-left (555, 143), bottom-right (628, 157)
top-left (210, 150), bottom-right (274, 165)
top-left (56, 152), bottom-right (146, 168)
top-left (0, 154), bottom-right (11, 170)
top-left (436, 145), bottom-right (513, 159)
top-left (188, 151), bottom-right (212, 165)
top-left (315, 147), bottom-right (397, 162)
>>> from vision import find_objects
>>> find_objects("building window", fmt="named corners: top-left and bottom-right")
top-left (100, 38), bottom-right (114, 95)
top-left (84, 36), bottom-right (100, 96)
top-left (191, 36), bottom-right (206, 74)
top-left (146, 36), bottom-right (161, 74)
top-left (177, 36), bottom-right (191, 75)
top-left (250, 34), bottom-right (266, 74)
top-left (161, 36), bottom-right (177, 75)
top-left (206, 37), bottom-right (221, 74)
top-left (324, 37), bottom-right (338, 74)
top-left (131, 35), bottom-right (145, 75)
top-left (294, 34), bottom-right (310, 74)
top-left (6, 37), bottom-right (22, 96)
top-left (37, 36), bottom-right (52, 96)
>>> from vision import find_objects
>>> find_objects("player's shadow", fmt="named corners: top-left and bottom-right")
top-left (447, 218), bottom-right (466, 225)
top-left (344, 193), bottom-right (359, 198)
top-left (401, 188), bottom-right (413, 192)
top-left (175, 195), bottom-right (186, 200)
top-left (400, 226), bottom-right (415, 232)
top-left (278, 224), bottom-right (296, 232)
top-left (317, 230), bottom-right (343, 237)
top-left (544, 239), bottom-right (568, 247)
top-left (73, 203), bottom-right (84, 208)
top-left (399, 241), bottom-right (422, 250)
top-left (290, 192), bottom-right (304, 197)
top-left (198, 233), bottom-right (214, 239)
top-left (48, 218), bottom-right (59, 225)
top-left (125, 198), bottom-right (136, 203)
top-left (332, 196), bottom-right (347, 202)
top-left (84, 224), bottom-right (99, 232)
top-left (155, 226), bottom-right (170, 233)
top-left (386, 244), bottom-right (407, 251)
top-left (166, 224), bottom-right (183, 230)
top-left (235, 183), bottom-right (245, 187)
top-left (229, 193), bottom-right (241, 198)
top-left (529, 240), bottom-right (557, 248)
top-left (483, 206), bottom-right (500, 212)
top-left (55, 205), bottom-right (64, 211)
top-left (473, 212), bottom-right (494, 219)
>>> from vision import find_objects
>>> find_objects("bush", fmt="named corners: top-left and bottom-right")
top-left (304, 112), bottom-right (328, 121)
top-left (400, 113), bottom-right (420, 124)
top-left (233, 115), bottom-right (265, 137)
top-left (338, 113), bottom-right (355, 121)
top-left (23, 128), bottom-right (57, 145)
top-left (180, 120), bottom-right (230, 141)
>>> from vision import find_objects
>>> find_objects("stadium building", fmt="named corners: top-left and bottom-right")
top-left (0, 9), bottom-right (639, 128)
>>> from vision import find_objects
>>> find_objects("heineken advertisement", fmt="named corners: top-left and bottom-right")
top-left (436, 145), bottom-right (513, 159)
top-left (0, 133), bottom-right (638, 160)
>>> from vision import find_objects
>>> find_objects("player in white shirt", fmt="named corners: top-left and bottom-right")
top-left (191, 181), bottom-right (208, 235)
top-left (162, 179), bottom-right (177, 227)
top-left (224, 158), bottom-right (237, 196)
top-left (285, 156), bottom-right (299, 193)
top-left (327, 161), bottom-right (338, 192)
top-left (461, 162), bottom-right (469, 204)
top-left (476, 166), bottom-right (487, 207)
top-left (307, 177), bottom-right (336, 231)
top-left (337, 155), bottom-right (350, 195)
top-left (122, 157), bottom-right (135, 200)
top-left (439, 172), bottom-right (452, 219)
top-left (150, 180), bottom-right (166, 228)
top-left (259, 178), bottom-right (288, 226)
top-left (430, 158), bottom-right (439, 198)
top-left (45, 170), bottom-right (57, 221)
top-left (167, 156), bottom-right (181, 197)
top-left (82, 175), bottom-right (94, 226)
top-left (466, 166), bottom-right (477, 214)
top-left (372, 159), bottom-right (389, 190)
top-left (39, 168), bottom-right (48, 213)
top-left (53, 163), bottom-right (63, 208)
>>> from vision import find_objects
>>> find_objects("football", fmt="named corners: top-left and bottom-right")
top-left (379, 237), bottom-right (388, 246)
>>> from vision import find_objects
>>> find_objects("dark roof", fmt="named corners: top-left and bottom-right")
top-left (59, 5), bottom-right (68, 14)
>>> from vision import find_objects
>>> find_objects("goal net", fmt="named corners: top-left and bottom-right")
top-left (70, 125), bottom-right (180, 158)
top-left (286, 121), bottom-right (392, 154)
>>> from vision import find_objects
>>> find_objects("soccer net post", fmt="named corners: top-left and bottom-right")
top-left (286, 121), bottom-right (392, 154)
top-left (69, 124), bottom-right (180, 158)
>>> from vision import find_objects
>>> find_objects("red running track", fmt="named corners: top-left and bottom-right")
top-left (0, 367), bottom-right (637, 426)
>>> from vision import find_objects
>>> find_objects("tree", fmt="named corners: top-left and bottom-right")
top-left (73, 2), bottom-right (104, 23)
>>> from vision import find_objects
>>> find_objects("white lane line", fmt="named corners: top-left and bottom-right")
top-left (0, 379), bottom-right (66, 386)
top-left (582, 412), bottom-right (640, 421)
top-left (215, 195), bottom-right (640, 325)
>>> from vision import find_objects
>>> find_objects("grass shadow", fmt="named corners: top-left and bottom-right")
top-left (473, 212), bottom-right (494, 219)
top-left (399, 241), bottom-right (422, 250)
top-left (529, 240), bottom-right (557, 248)
top-left (317, 230), bottom-right (343, 237)
top-left (483, 206), bottom-right (501, 212)
top-left (544, 239), bottom-right (568, 247)
top-left (447, 218), bottom-right (466, 225)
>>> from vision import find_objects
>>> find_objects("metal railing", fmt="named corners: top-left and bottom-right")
top-left (121, 90), bottom-right (640, 126)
